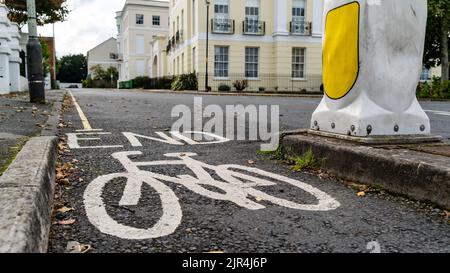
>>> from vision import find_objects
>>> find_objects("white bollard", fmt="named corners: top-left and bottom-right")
top-left (8, 22), bottom-right (22, 92)
top-left (311, 0), bottom-right (430, 137)
top-left (0, 4), bottom-right (11, 94)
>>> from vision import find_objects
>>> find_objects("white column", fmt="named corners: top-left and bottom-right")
top-left (8, 23), bottom-right (21, 92)
top-left (273, 0), bottom-right (289, 36)
top-left (312, 0), bottom-right (323, 37)
top-left (0, 4), bottom-right (11, 94)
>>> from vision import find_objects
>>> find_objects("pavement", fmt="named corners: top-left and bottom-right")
top-left (0, 92), bottom-right (62, 175)
top-left (48, 89), bottom-right (450, 253)
top-left (0, 90), bottom-right (64, 253)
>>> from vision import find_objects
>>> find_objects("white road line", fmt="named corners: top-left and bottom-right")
top-left (425, 110), bottom-right (450, 116)
top-left (69, 91), bottom-right (102, 132)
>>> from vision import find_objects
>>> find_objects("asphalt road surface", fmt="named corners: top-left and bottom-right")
top-left (48, 89), bottom-right (450, 253)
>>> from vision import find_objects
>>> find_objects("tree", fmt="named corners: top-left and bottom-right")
top-left (89, 65), bottom-right (119, 81)
top-left (40, 41), bottom-right (51, 75)
top-left (4, 0), bottom-right (69, 26)
top-left (106, 67), bottom-right (119, 81)
top-left (424, 0), bottom-right (450, 82)
top-left (89, 64), bottom-right (108, 81)
top-left (57, 54), bottom-right (87, 83)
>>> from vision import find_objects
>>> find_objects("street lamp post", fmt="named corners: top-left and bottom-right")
top-left (205, 0), bottom-right (210, 92)
top-left (26, 0), bottom-right (45, 103)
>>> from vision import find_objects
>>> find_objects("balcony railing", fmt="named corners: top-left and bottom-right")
top-left (290, 19), bottom-right (312, 36)
top-left (243, 20), bottom-right (265, 35)
top-left (211, 18), bottom-right (235, 34)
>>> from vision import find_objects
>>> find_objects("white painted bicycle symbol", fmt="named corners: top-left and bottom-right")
top-left (84, 151), bottom-right (341, 240)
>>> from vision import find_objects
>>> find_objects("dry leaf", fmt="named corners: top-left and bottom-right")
top-left (255, 197), bottom-right (264, 202)
top-left (56, 173), bottom-right (65, 180)
top-left (247, 160), bottom-right (256, 165)
top-left (58, 219), bottom-right (76, 225)
top-left (357, 191), bottom-right (366, 197)
top-left (66, 241), bottom-right (91, 254)
top-left (57, 178), bottom-right (70, 186)
top-left (57, 206), bottom-right (75, 213)
top-left (443, 210), bottom-right (450, 220)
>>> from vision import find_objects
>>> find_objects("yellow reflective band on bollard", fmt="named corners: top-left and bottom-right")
top-left (323, 2), bottom-right (360, 100)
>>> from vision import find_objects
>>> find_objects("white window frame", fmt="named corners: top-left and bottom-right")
top-left (214, 46), bottom-right (229, 79)
top-left (245, 47), bottom-right (259, 79)
top-left (152, 15), bottom-right (161, 26)
top-left (245, 0), bottom-right (261, 34)
top-left (136, 14), bottom-right (144, 25)
top-left (292, 47), bottom-right (306, 80)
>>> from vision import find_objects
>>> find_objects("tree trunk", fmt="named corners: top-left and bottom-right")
top-left (441, 16), bottom-right (449, 83)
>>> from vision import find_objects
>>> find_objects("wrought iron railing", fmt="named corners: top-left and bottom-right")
top-left (243, 20), bottom-right (265, 36)
top-left (212, 18), bottom-right (235, 34)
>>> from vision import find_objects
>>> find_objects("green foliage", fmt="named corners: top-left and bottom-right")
top-left (82, 77), bottom-right (92, 88)
top-left (257, 146), bottom-right (284, 161)
top-left (423, 0), bottom-right (450, 81)
top-left (89, 65), bottom-right (119, 82)
top-left (218, 84), bottom-right (231, 92)
top-left (40, 41), bottom-right (51, 75)
top-left (106, 67), bottom-right (119, 81)
top-left (289, 149), bottom-right (320, 172)
top-left (417, 77), bottom-right (450, 99)
top-left (133, 76), bottom-right (150, 89)
top-left (56, 54), bottom-right (87, 83)
top-left (233, 80), bottom-right (248, 92)
top-left (171, 73), bottom-right (198, 91)
top-left (5, 0), bottom-right (69, 26)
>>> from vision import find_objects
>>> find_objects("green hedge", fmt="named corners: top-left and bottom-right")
top-left (171, 73), bottom-right (198, 91)
top-left (417, 77), bottom-right (450, 99)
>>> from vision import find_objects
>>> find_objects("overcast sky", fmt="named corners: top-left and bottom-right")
top-left (33, 0), bottom-right (127, 57)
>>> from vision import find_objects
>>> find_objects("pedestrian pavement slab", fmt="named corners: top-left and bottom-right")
top-left (0, 91), bottom-right (63, 176)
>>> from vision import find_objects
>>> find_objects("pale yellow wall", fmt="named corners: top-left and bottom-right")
top-left (117, 1), bottom-right (169, 81)
top-left (167, 0), bottom-right (323, 91)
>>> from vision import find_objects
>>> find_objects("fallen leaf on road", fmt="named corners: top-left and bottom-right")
top-left (357, 191), bottom-right (366, 197)
top-left (57, 207), bottom-right (75, 213)
top-left (66, 241), bottom-right (91, 254)
top-left (255, 197), bottom-right (264, 202)
top-left (57, 178), bottom-right (70, 186)
top-left (247, 160), bottom-right (256, 165)
top-left (56, 173), bottom-right (65, 180)
top-left (443, 210), bottom-right (450, 220)
top-left (58, 219), bottom-right (76, 225)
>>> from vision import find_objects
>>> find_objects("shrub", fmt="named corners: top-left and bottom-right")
top-left (233, 80), bottom-right (248, 92)
top-left (218, 84), bottom-right (231, 92)
top-left (417, 77), bottom-right (450, 99)
top-left (172, 73), bottom-right (198, 91)
top-left (133, 76), bottom-right (150, 89)
top-left (82, 78), bottom-right (92, 88)
top-left (259, 87), bottom-right (266, 92)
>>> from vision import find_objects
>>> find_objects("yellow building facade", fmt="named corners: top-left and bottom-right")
top-left (167, 0), bottom-right (324, 92)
